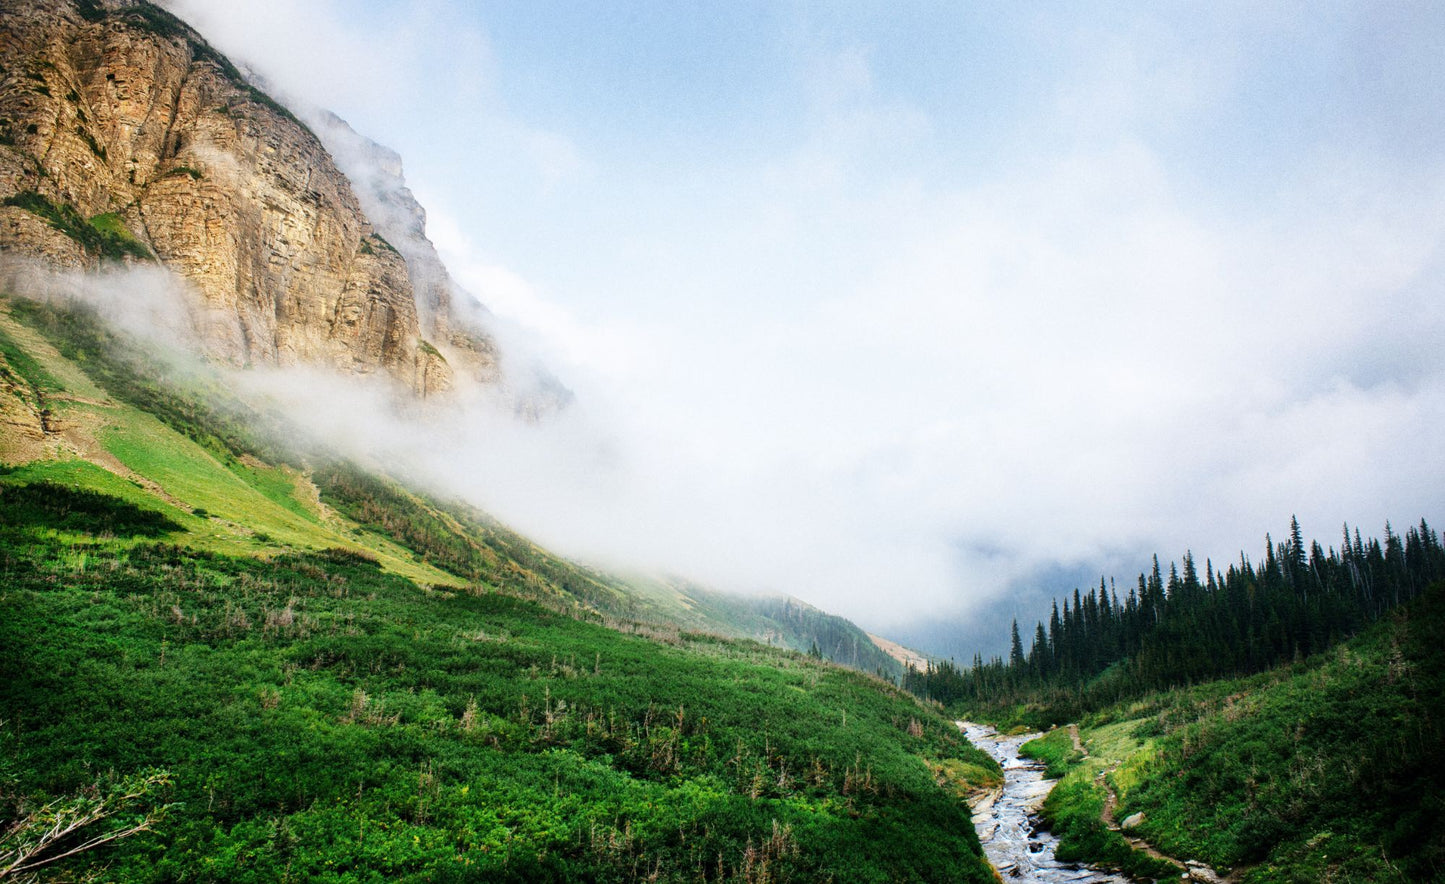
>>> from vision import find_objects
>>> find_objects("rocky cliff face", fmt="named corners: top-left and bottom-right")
top-left (0, 0), bottom-right (505, 397)
top-left (306, 108), bottom-right (576, 414)
top-left (307, 109), bottom-right (501, 392)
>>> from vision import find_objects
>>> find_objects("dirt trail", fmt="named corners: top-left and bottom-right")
top-left (1064, 722), bottom-right (1233, 883)
top-left (1096, 771), bottom-right (1234, 883)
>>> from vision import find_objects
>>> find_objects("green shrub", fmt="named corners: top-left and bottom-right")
top-left (1041, 777), bottom-right (1180, 880)
top-left (0, 536), bottom-right (999, 882)
top-left (161, 165), bottom-right (204, 181)
top-left (1020, 727), bottom-right (1082, 778)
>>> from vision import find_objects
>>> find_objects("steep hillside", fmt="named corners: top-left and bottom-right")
top-left (0, 292), bottom-right (999, 880)
top-left (1021, 583), bottom-right (1444, 882)
top-left (623, 578), bottom-right (907, 679)
top-left (0, 524), bottom-right (999, 882)
top-left (0, 5), bottom-right (985, 877)
top-left (0, 291), bottom-right (902, 675)
top-left (0, 0), bottom-right (500, 394)
top-left (307, 465), bottom-right (904, 677)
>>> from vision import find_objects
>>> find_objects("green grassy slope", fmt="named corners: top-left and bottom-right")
top-left (0, 298), bottom-right (463, 587)
top-left (609, 577), bottom-right (905, 679)
top-left (0, 535), bottom-right (996, 882)
top-left (1019, 725), bottom-right (1182, 881)
top-left (306, 462), bottom-right (904, 676)
top-left (1022, 582), bottom-right (1445, 882)
top-left (0, 294), bottom-right (908, 671)
top-left (0, 295), bottom-right (999, 881)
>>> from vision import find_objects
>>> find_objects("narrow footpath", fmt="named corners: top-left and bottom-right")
top-left (1081, 739), bottom-right (1233, 884)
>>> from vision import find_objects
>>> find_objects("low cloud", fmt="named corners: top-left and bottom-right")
top-left (417, 138), bottom-right (1445, 634)
top-left (126, 1), bottom-right (1445, 654)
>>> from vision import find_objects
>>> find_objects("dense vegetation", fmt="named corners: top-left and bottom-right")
top-left (1021, 582), bottom-right (1445, 882)
top-left (0, 504), bottom-right (996, 882)
top-left (0, 477), bottom-right (180, 536)
top-left (906, 516), bottom-right (1445, 724)
top-left (901, 485), bottom-right (1443, 880)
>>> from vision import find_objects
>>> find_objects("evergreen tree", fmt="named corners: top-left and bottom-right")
top-left (902, 516), bottom-right (1444, 720)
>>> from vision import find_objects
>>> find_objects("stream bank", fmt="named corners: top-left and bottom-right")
top-left (960, 722), bottom-right (1133, 883)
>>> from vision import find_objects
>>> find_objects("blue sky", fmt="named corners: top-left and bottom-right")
top-left (164, 0), bottom-right (1445, 651)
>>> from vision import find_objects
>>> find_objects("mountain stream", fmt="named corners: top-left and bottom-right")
top-left (960, 722), bottom-right (1133, 883)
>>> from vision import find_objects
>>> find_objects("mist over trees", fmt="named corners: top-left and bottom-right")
top-left (906, 517), bottom-right (1445, 720)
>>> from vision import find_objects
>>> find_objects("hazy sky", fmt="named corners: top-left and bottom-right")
top-left (161, 0), bottom-right (1445, 651)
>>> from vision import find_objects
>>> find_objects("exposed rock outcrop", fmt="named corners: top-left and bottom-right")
top-left (307, 109), bottom-right (576, 413)
top-left (0, 0), bottom-right (493, 396)
top-left (307, 108), bottom-right (499, 395)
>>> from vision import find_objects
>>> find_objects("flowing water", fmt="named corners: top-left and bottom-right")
top-left (960, 722), bottom-right (1133, 883)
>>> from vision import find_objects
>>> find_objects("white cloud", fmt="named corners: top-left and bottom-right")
top-left (143, 1), bottom-right (1445, 642)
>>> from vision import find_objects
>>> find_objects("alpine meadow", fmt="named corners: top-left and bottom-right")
top-left (2, 1), bottom-right (1443, 883)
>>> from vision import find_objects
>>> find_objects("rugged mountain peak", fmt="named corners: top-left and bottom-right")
top-left (0, 0), bottom-right (520, 399)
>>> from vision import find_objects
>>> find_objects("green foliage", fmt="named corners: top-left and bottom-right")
top-left (2, 296), bottom-right (906, 672)
top-left (0, 529), bottom-right (997, 882)
top-left (4, 191), bottom-right (94, 251)
top-left (0, 480), bottom-right (180, 536)
top-left (911, 519), bottom-right (1445, 727)
top-left (312, 461), bottom-right (502, 583)
top-left (0, 460), bottom-right (191, 532)
top-left (358, 233), bottom-right (400, 258)
top-left (160, 165), bottom-right (204, 181)
top-left (370, 232), bottom-right (400, 255)
top-left (73, 0), bottom-right (108, 23)
top-left (1036, 776), bottom-right (1179, 881)
top-left (0, 192), bottom-right (152, 261)
top-left (7, 298), bottom-right (296, 467)
top-left (1018, 588), bottom-right (1445, 881)
top-left (1112, 584), bottom-right (1445, 882)
top-left (0, 767), bottom-right (173, 881)
top-left (1018, 728), bottom-right (1080, 779)
top-left (0, 296), bottom-right (997, 879)
top-left (0, 321), bottom-right (60, 395)
top-left (87, 213), bottom-right (152, 260)
top-left (314, 462), bottom-right (640, 616)
top-left (112, 4), bottom-right (191, 43)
